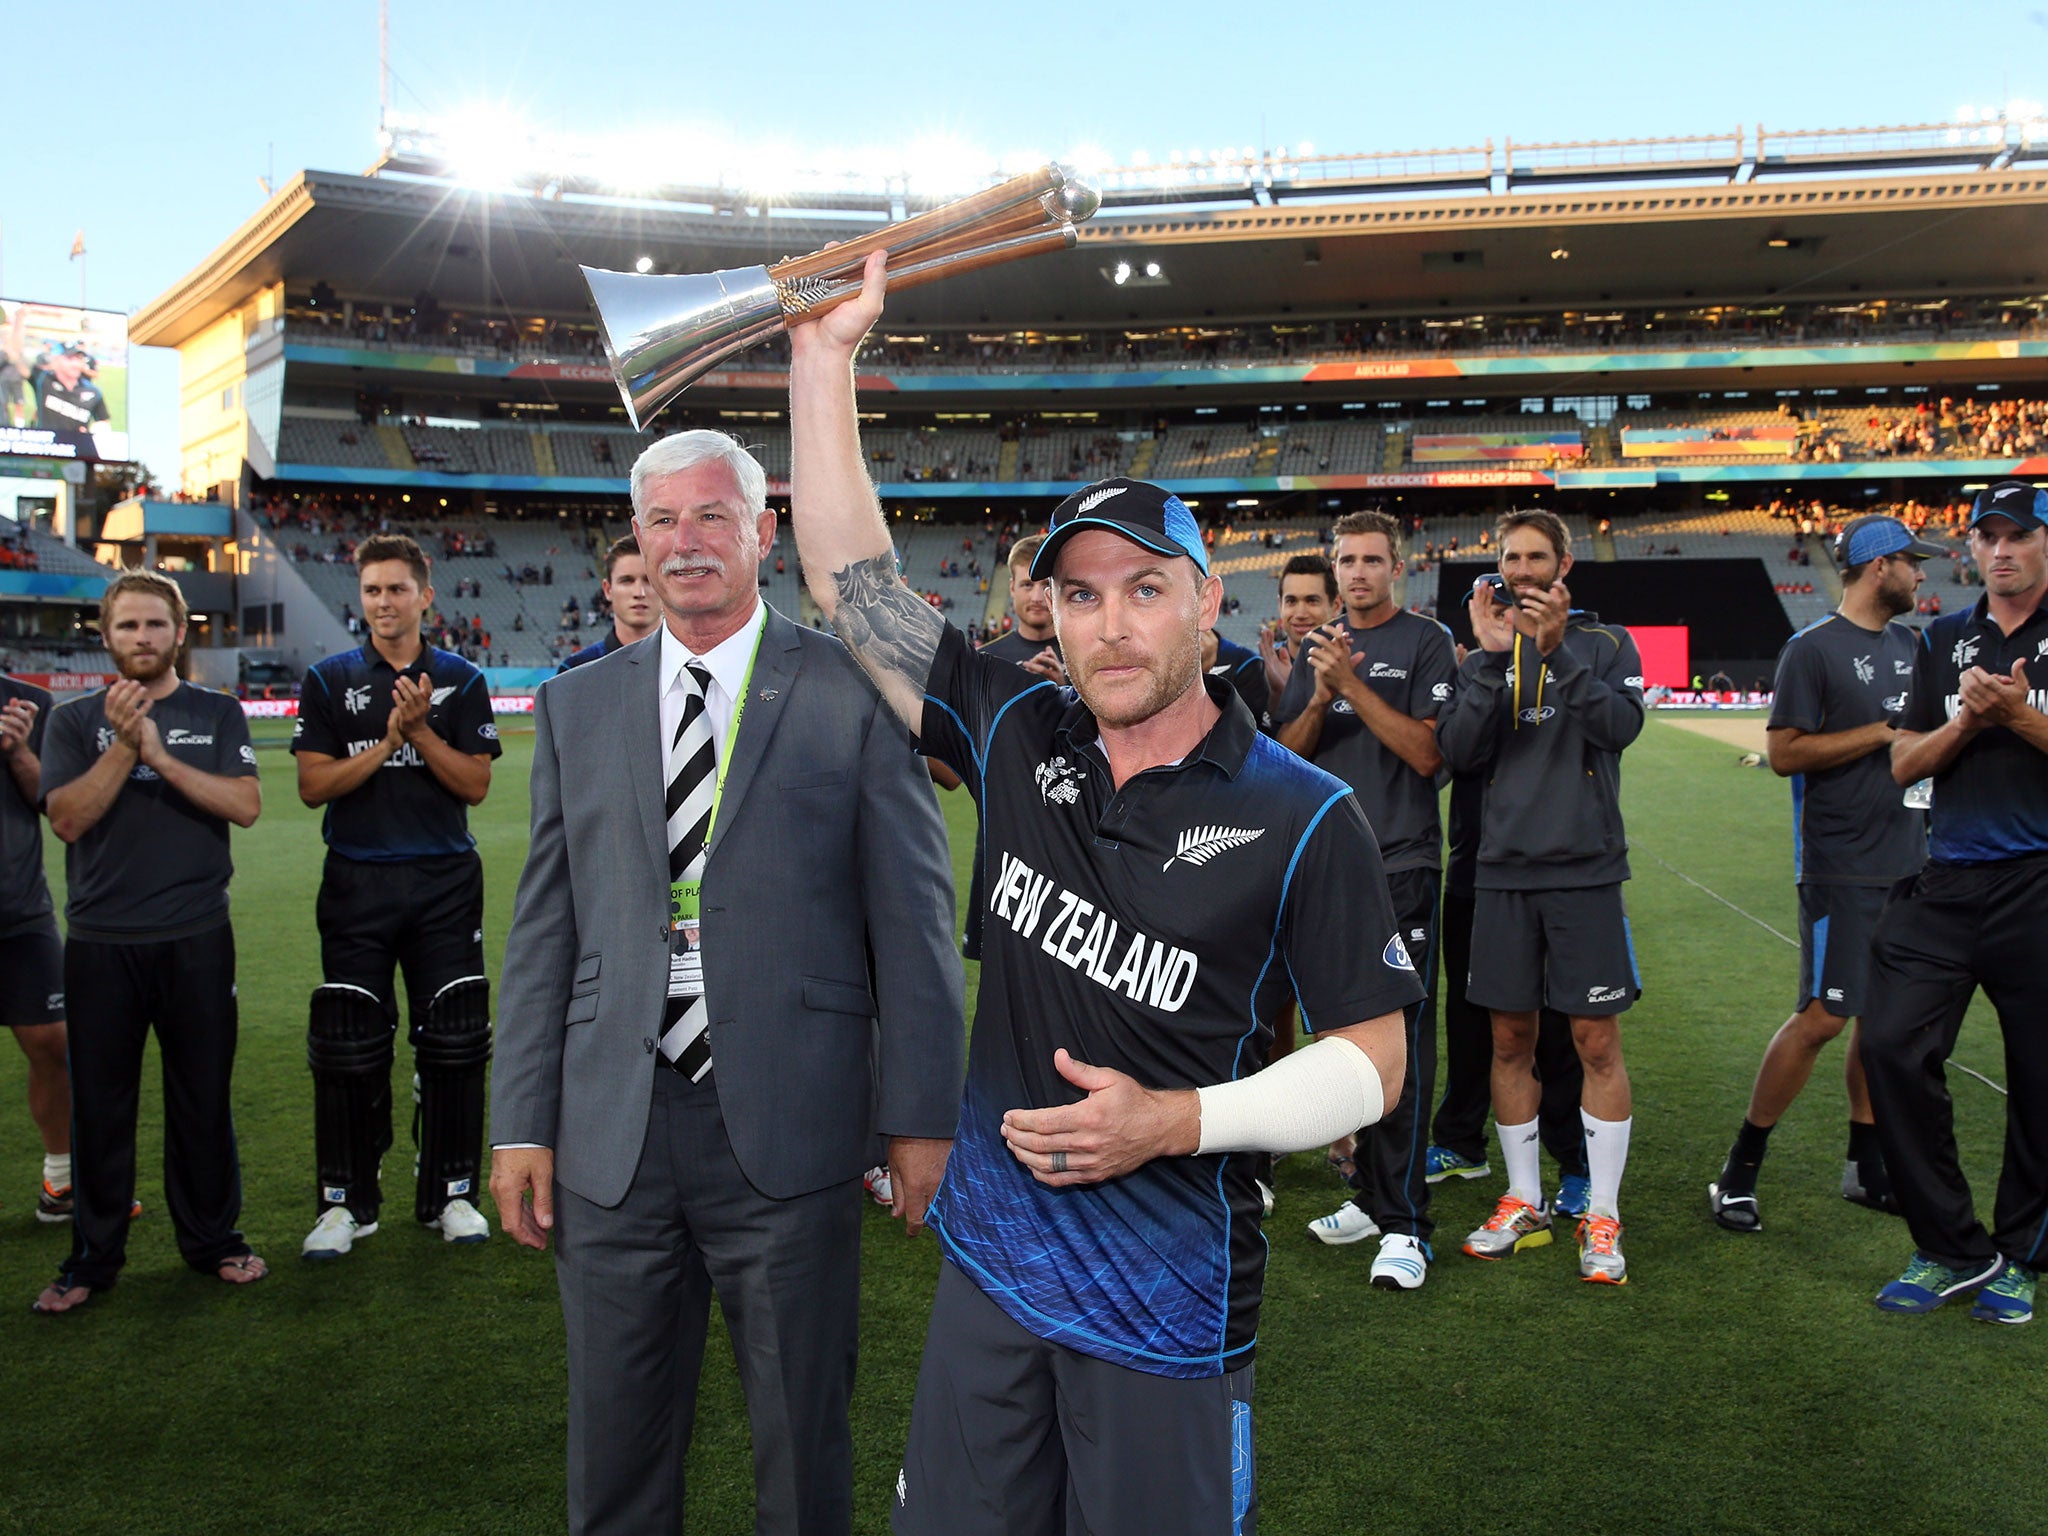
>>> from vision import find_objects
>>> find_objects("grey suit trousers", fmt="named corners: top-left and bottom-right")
top-left (556, 1065), bottom-right (863, 1536)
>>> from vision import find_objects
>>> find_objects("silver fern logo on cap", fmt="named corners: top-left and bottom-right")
top-left (1164, 824), bottom-right (1265, 871)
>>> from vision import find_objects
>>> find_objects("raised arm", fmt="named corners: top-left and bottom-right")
top-left (787, 251), bottom-right (944, 732)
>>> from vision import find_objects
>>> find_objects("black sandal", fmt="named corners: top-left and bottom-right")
top-left (215, 1253), bottom-right (269, 1285)
top-left (30, 1277), bottom-right (93, 1315)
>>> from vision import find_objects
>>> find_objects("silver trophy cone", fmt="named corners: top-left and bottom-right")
top-left (582, 265), bottom-right (786, 430)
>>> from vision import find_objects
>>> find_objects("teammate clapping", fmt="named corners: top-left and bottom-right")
top-left (1438, 510), bottom-right (1647, 1285)
top-left (1277, 511), bottom-right (1458, 1289)
top-left (291, 534), bottom-right (502, 1260)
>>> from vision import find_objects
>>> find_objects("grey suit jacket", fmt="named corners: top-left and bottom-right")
top-left (491, 605), bottom-right (964, 1207)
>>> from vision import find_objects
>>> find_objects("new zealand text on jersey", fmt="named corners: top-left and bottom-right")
top-left (347, 738), bottom-right (426, 767)
top-left (1943, 689), bottom-right (2048, 719)
top-left (988, 849), bottom-right (1199, 1011)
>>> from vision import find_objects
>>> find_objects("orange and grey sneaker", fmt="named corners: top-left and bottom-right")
top-left (35, 1183), bottom-right (141, 1224)
top-left (1577, 1214), bottom-right (1628, 1285)
top-left (1462, 1194), bottom-right (1553, 1260)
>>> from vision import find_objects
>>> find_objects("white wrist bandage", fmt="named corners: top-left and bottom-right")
top-left (1195, 1035), bottom-right (1387, 1156)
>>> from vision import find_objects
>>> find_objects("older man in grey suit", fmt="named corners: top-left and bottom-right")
top-left (490, 428), bottom-right (964, 1536)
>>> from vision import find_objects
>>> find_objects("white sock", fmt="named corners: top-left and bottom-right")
top-left (1583, 1110), bottom-right (1632, 1219)
top-left (1496, 1118), bottom-right (1542, 1207)
top-left (43, 1153), bottom-right (71, 1190)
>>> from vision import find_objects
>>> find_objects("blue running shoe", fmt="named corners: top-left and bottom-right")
top-left (1425, 1145), bottom-right (1491, 1184)
top-left (1553, 1174), bottom-right (1592, 1221)
top-left (1971, 1261), bottom-right (2036, 1325)
top-left (1874, 1252), bottom-right (2001, 1314)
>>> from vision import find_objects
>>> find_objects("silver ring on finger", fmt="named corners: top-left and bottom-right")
top-left (1051, 1150), bottom-right (1068, 1174)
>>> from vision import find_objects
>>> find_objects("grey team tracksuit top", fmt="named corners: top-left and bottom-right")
top-left (1436, 612), bottom-right (1646, 891)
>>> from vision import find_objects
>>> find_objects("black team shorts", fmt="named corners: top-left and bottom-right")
top-left (1466, 884), bottom-right (1639, 1017)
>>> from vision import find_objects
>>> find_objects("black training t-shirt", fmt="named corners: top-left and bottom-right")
top-left (0, 677), bottom-right (55, 936)
top-left (39, 683), bottom-right (258, 941)
top-left (977, 628), bottom-right (1060, 667)
top-left (292, 644), bottom-right (501, 862)
top-left (1209, 634), bottom-right (1271, 731)
top-left (1272, 609), bottom-right (1458, 873)
top-left (919, 623), bottom-right (1422, 1379)
top-left (1767, 613), bottom-right (1924, 885)
top-left (1902, 596), bottom-right (2048, 865)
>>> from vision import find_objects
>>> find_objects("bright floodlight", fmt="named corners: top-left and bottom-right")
top-left (1144, 262), bottom-right (1162, 279)
top-left (634, 255), bottom-right (654, 274)
top-left (1112, 262), bottom-right (1131, 285)
top-left (441, 106), bottom-right (533, 190)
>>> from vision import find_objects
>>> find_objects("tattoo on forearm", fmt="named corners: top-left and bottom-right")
top-left (831, 552), bottom-right (944, 691)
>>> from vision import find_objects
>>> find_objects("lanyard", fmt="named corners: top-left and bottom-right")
top-left (669, 621), bottom-right (766, 926)
top-left (1510, 632), bottom-right (1546, 730)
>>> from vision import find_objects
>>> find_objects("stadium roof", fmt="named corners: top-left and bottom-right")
top-left (135, 120), bottom-right (2048, 348)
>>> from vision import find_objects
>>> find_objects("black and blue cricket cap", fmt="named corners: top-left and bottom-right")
top-left (1030, 478), bottom-right (1210, 581)
top-left (1969, 480), bottom-right (2048, 533)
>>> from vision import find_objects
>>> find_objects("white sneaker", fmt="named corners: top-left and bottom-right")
top-left (1370, 1232), bottom-right (1429, 1291)
top-left (302, 1206), bottom-right (376, 1260)
top-left (1306, 1201), bottom-right (1381, 1246)
top-left (863, 1166), bottom-right (894, 1206)
top-left (1257, 1179), bottom-right (1276, 1218)
top-left (430, 1197), bottom-right (490, 1245)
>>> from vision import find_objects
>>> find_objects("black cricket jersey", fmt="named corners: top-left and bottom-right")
top-left (1209, 634), bottom-right (1271, 731)
top-left (919, 623), bottom-right (1422, 1379)
top-left (1273, 610), bottom-right (1458, 874)
top-left (38, 683), bottom-right (258, 942)
top-left (0, 677), bottom-right (55, 936)
top-left (32, 370), bottom-right (109, 433)
top-left (1768, 613), bottom-right (1925, 885)
top-left (1902, 595), bottom-right (2048, 865)
top-left (559, 629), bottom-right (627, 671)
top-left (1437, 613), bottom-right (1645, 891)
top-left (291, 645), bottom-right (501, 862)
top-left (957, 629), bottom-right (1065, 962)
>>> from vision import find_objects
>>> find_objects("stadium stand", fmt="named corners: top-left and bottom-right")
top-left (280, 296), bottom-right (2048, 377)
top-left (278, 416), bottom-right (401, 470)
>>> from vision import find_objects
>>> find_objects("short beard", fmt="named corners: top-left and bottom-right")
top-left (116, 650), bottom-right (173, 683)
top-left (1070, 625), bottom-right (1204, 730)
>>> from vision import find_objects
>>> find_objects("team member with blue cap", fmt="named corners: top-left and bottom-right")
top-left (1709, 514), bottom-right (1936, 1233)
top-left (1862, 481), bottom-right (2048, 1322)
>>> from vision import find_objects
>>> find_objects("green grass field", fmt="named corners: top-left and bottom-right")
top-left (0, 714), bottom-right (2032, 1534)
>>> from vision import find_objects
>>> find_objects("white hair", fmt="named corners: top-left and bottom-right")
top-left (629, 429), bottom-right (768, 523)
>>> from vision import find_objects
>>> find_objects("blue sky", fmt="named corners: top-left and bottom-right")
top-left (6, 0), bottom-right (2042, 482)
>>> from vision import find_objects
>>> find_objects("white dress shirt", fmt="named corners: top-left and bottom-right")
top-left (492, 601), bottom-right (768, 1151)
top-left (658, 600), bottom-right (768, 762)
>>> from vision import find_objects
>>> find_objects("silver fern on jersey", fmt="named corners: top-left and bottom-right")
top-left (1164, 825), bottom-right (1265, 871)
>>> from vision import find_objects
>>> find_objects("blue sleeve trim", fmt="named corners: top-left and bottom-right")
top-left (985, 679), bottom-right (1056, 760)
top-left (922, 694), bottom-right (985, 780)
top-left (1275, 789), bottom-right (1351, 1035)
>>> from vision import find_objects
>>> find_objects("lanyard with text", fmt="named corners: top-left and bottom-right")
top-left (669, 622), bottom-right (767, 931)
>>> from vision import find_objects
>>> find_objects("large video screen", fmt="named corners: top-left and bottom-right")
top-left (0, 299), bottom-right (129, 463)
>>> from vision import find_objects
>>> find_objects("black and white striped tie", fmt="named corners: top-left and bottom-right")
top-left (659, 661), bottom-right (715, 1078)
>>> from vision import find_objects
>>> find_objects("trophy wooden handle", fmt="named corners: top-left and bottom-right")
top-left (768, 165), bottom-right (1066, 285)
top-left (781, 227), bottom-right (1076, 321)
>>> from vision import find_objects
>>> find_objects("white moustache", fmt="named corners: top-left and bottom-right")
top-left (662, 556), bottom-right (724, 578)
